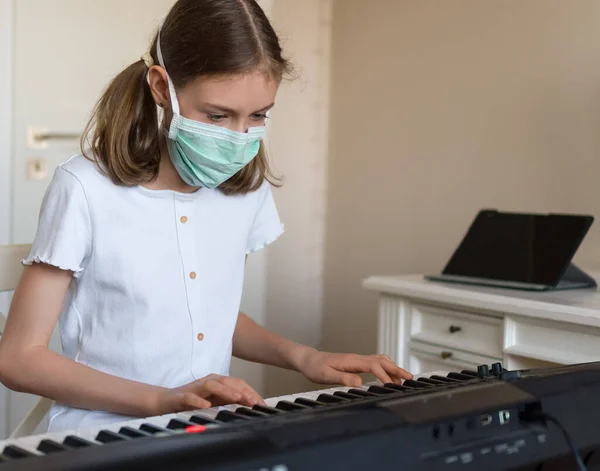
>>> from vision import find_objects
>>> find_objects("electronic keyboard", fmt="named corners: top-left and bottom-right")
top-left (2, 362), bottom-right (600, 471)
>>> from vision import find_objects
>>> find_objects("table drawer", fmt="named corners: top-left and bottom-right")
top-left (505, 316), bottom-right (600, 365)
top-left (408, 340), bottom-right (501, 375)
top-left (410, 303), bottom-right (503, 358)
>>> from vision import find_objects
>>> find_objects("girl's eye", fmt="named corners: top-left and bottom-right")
top-left (251, 113), bottom-right (267, 122)
top-left (208, 114), bottom-right (226, 122)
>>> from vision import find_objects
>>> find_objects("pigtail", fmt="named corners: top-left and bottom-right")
top-left (81, 59), bottom-right (160, 185)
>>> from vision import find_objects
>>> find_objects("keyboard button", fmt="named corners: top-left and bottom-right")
top-left (63, 436), bottom-right (97, 448)
top-left (215, 410), bottom-right (252, 423)
top-left (317, 393), bottom-right (350, 403)
top-left (37, 439), bottom-right (71, 454)
top-left (167, 418), bottom-right (196, 430)
top-left (347, 388), bottom-right (378, 397)
top-left (416, 377), bottom-right (447, 385)
top-left (189, 415), bottom-right (219, 425)
top-left (403, 380), bottom-right (434, 388)
top-left (294, 397), bottom-right (326, 407)
top-left (235, 407), bottom-right (270, 418)
top-left (430, 375), bottom-right (460, 383)
top-left (2, 445), bottom-right (37, 458)
top-left (382, 383), bottom-right (412, 392)
top-left (139, 423), bottom-right (172, 435)
top-left (96, 430), bottom-right (131, 443)
top-left (119, 426), bottom-right (152, 438)
top-left (367, 386), bottom-right (398, 395)
top-left (333, 391), bottom-right (364, 400)
top-left (252, 404), bottom-right (283, 415)
top-left (276, 400), bottom-right (310, 411)
top-left (447, 372), bottom-right (474, 381)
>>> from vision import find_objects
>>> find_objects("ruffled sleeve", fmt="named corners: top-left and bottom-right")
top-left (22, 166), bottom-right (92, 278)
top-left (246, 181), bottom-right (284, 254)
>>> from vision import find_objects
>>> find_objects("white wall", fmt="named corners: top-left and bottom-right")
top-left (263, 0), bottom-right (332, 397)
top-left (0, 0), bottom-right (14, 440)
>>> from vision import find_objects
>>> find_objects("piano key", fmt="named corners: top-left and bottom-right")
top-left (461, 370), bottom-right (479, 377)
top-left (2, 444), bottom-right (38, 459)
top-left (447, 372), bottom-right (475, 381)
top-left (430, 375), bottom-right (460, 383)
top-left (118, 426), bottom-right (153, 439)
top-left (403, 380), bottom-right (434, 389)
top-left (294, 397), bottom-right (326, 407)
top-left (416, 377), bottom-right (448, 385)
top-left (235, 407), bottom-right (270, 418)
top-left (347, 388), bottom-right (379, 397)
top-left (215, 410), bottom-right (252, 423)
top-left (63, 435), bottom-right (98, 448)
top-left (95, 430), bottom-right (131, 443)
top-left (275, 400), bottom-right (310, 412)
top-left (253, 404), bottom-right (284, 415)
top-left (167, 418), bottom-right (197, 430)
top-left (189, 415), bottom-right (219, 425)
top-left (367, 386), bottom-right (399, 395)
top-left (37, 439), bottom-right (72, 454)
top-left (139, 423), bottom-right (172, 435)
top-left (317, 393), bottom-right (350, 404)
top-left (382, 383), bottom-right (413, 392)
top-left (333, 391), bottom-right (364, 400)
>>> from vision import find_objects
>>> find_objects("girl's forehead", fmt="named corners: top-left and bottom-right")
top-left (180, 71), bottom-right (279, 109)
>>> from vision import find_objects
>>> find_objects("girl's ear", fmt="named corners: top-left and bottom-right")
top-left (147, 65), bottom-right (171, 109)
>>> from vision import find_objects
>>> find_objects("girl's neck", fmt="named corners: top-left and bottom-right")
top-left (143, 139), bottom-right (200, 193)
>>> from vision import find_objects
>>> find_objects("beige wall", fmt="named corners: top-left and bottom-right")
top-left (323, 0), bottom-right (600, 361)
top-left (263, 0), bottom-right (332, 397)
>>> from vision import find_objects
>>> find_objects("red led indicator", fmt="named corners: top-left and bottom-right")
top-left (185, 425), bottom-right (207, 433)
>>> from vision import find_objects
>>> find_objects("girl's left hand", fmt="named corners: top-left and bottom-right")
top-left (296, 349), bottom-right (413, 387)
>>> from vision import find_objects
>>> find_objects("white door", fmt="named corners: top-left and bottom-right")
top-left (2, 0), bottom-right (274, 439)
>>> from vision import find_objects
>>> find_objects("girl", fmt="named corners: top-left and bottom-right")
top-left (0, 0), bottom-right (411, 433)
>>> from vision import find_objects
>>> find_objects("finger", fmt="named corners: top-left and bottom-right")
top-left (202, 380), bottom-right (244, 405)
top-left (180, 392), bottom-right (212, 410)
top-left (325, 366), bottom-right (362, 387)
top-left (221, 378), bottom-right (265, 406)
top-left (374, 355), bottom-right (413, 382)
top-left (368, 361), bottom-right (393, 385)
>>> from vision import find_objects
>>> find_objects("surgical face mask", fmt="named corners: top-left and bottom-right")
top-left (156, 31), bottom-right (265, 189)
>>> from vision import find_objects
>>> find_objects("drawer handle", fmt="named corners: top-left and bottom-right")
top-left (448, 325), bottom-right (462, 334)
top-left (440, 351), bottom-right (453, 360)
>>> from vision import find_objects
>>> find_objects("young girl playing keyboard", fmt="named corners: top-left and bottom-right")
top-left (0, 0), bottom-right (411, 432)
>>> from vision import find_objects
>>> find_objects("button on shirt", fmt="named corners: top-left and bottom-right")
top-left (24, 155), bottom-right (284, 432)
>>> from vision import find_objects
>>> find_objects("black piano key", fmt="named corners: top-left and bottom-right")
top-left (63, 436), bottom-right (97, 448)
top-left (447, 372), bottom-right (475, 381)
top-left (139, 423), bottom-right (172, 435)
top-left (461, 370), bottom-right (479, 377)
top-left (430, 375), bottom-right (460, 383)
top-left (235, 407), bottom-right (270, 418)
top-left (317, 393), bottom-right (350, 403)
top-left (95, 430), bottom-right (131, 443)
top-left (189, 415), bottom-right (218, 425)
top-left (119, 426), bottom-right (152, 438)
top-left (253, 404), bottom-right (283, 415)
top-left (383, 383), bottom-right (413, 391)
top-left (404, 380), bottom-right (434, 389)
top-left (276, 400), bottom-right (310, 412)
top-left (367, 385), bottom-right (398, 395)
top-left (294, 397), bottom-right (326, 407)
top-left (2, 445), bottom-right (37, 459)
top-left (333, 391), bottom-right (364, 400)
top-left (167, 418), bottom-right (196, 430)
top-left (37, 439), bottom-right (72, 454)
top-left (416, 377), bottom-right (447, 385)
top-left (215, 410), bottom-right (252, 423)
top-left (347, 388), bottom-right (378, 397)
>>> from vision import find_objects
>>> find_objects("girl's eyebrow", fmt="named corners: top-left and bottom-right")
top-left (202, 102), bottom-right (275, 114)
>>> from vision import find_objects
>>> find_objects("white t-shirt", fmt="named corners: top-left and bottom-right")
top-left (23, 154), bottom-right (284, 432)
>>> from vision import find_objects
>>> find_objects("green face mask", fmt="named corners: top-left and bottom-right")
top-left (157, 30), bottom-right (265, 189)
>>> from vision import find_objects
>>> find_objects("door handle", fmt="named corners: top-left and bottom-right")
top-left (440, 351), bottom-right (453, 360)
top-left (448, 325), bottom-right (462, 334)
top-left (33, 132), bottom-right (80, 143)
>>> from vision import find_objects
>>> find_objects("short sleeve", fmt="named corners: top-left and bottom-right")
top-left (246, 182), bottom-right (284, 254)
top-left (22, 167), bottom-right (92, 278)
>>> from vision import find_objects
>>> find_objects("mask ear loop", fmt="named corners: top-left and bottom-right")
top-left (155, 24), bottom-right (180, 140)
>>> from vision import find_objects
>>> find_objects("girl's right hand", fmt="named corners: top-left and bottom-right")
top-left (156, 374), bottom-right (266, 415)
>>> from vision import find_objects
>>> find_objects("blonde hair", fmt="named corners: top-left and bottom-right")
top-left (81, 0), bottom-right (294, 195)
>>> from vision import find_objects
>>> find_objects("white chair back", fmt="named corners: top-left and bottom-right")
top-left (0, 244), bottom-right (53, 438)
